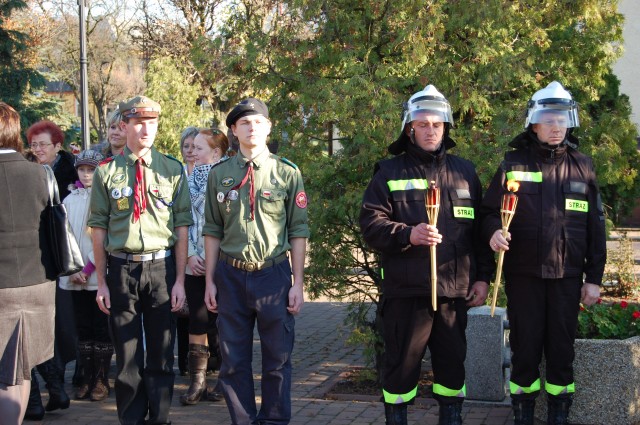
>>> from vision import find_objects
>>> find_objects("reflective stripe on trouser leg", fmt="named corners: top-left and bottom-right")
top-left (383, 386), bottom-right (418, 404)
top-left (433, 383), bottom-right (466, 398)
top-left (510, 378), bottom-right (541, 395)
top-left (545, 381), bottom-right (575, 396)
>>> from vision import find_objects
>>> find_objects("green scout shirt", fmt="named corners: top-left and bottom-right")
top-left (202, 149), bottom-right (310, 262)
top-left (88, 146), bottom-right (193, 253)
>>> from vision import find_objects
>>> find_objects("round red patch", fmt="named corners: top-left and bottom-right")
top-left (295, 191), bottom-right (308, 208)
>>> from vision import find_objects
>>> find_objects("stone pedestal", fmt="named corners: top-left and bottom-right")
top-left (535, 336), bottom-right (640, 425)
top-left (465, 305), bottom-right (509, 401)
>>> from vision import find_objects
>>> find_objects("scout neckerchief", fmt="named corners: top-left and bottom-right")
top-left (227, 162), bottom-right (255, 220)
top-left (133, 157), bottom-right (146, 222)
top-left (226, 147), bottom-right (267, 221)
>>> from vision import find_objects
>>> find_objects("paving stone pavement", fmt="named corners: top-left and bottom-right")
top-left (33, 300), bottom-right (516, 425)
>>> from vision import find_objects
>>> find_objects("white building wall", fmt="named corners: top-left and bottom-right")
top-left (613, 0), bottom-right (640, 130)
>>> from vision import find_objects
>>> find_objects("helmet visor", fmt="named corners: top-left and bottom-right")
top-left (527, 99), bottom-right (579, 128)
top-left (408, 99), bottom-right (453, 125)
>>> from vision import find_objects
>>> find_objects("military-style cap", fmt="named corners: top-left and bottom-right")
top-left (75, 149), bottom-right (105, 169)
top-left (118, 96), bottom-right (161, 119)
top-left (226, 97), bottom-right (269, 127)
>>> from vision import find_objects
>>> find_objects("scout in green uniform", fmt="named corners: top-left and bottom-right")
top-left (88, 95), bottom-right (193, 425)
top-left (202, 98), bottom-right (310, 425)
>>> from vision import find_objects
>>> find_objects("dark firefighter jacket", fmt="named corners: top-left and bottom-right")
top-left (480, 131), bottom-right (606, 285)
top-left (359, 139), bottom-right (494, 299)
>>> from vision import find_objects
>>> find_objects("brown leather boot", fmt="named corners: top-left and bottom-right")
top-left (180, 344), bottom-right (210, 405)
top-left (90, 342), bottom-right (113, 401)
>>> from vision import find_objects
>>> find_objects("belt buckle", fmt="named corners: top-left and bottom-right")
top-left (244, 262), bottom-right (256, 272)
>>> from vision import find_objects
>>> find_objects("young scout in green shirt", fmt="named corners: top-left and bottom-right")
top-left (202, 98), bottom-right (310, 425)
top-left (88, 95), bottom-right (193, 425)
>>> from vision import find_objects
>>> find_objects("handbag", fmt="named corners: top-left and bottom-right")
top-left (43, 165), bottom-right (85, 277)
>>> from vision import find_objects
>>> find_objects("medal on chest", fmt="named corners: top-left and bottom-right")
top-left (117, 197), bottom-right (129, 211)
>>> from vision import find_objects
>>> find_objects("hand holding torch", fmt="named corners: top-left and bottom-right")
top-left (491, 180), bottom-right (519, 317)
top-left (425, 181), bottom-right (440, 311)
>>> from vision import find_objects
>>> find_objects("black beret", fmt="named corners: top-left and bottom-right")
top-left (226, 98), bottom-right (269, 127)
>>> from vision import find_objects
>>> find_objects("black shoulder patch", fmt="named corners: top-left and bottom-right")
top-left (163, 153), bottom-right (182, 164)
top-left (163, 153), bottom-right (187, 172)
top-left (212, 157), bottom-right (230, 169)
top-left (280, 157), bottom-right (298, 170)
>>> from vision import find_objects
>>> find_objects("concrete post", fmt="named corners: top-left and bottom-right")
top-left (464, 305), bottom-right (509, 401)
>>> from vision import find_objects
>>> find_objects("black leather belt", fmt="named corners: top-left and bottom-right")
top-left (219, 252), bottom-right (288, 272)
top-left (110, 250), bottom-right (172, 262)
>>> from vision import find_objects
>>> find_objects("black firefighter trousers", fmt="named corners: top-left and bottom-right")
top-left (381, 296), bottom-right (467, 405)
top-left (506, 275), bottom-right (582, 399)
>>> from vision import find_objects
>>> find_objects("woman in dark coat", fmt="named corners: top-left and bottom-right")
top-left (0, 103), bottom-right (56, 424)
top-left (24, 120), bottom-right (79, 418)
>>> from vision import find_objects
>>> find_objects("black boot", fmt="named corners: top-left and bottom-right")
top-left (438, 401), bottom-right (463, 425)
top-left (37, 359), bottom-right (70, 411)
top-left (548, 395), bottom-right (572, 425)
top-left (90, 342), bottom-right (113, 401)
top-left (23, 369), bottom-right (45, 421)
top-left (384, 403), bottom-right (408, 425)
top-left (512, 398), bottom-right (535, 425)
top-left (206, 379), bottom-right (224, 402)
top-left (180, 344), bottom-right (209, 405)
top-left (75, 341), bottom-right (94, 400)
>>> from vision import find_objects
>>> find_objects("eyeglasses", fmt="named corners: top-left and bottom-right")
top-left (30, 142), bottom-right (54, 149)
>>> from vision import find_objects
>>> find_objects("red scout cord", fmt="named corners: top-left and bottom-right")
top-left (133, 158), bottom-right (147, 222)
top-left (227, 162), bottom-right (255, 220)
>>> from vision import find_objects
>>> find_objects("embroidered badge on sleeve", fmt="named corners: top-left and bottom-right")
top-left (295, 191), bottom-right (308, 209)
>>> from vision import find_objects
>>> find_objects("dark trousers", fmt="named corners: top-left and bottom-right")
top-left (72, 290), bottom-right (111, 343)
top-left (185, 274), bottom-right (221, 370)
top-left (107, 255), bottom-right (176, 425)
top-left (382, 297), bottom-right (467, 405)
top-left (215, 260), bottom-right (294, 425)
top-left (185, 274), bottom-right (218, 335)
top-left (506, 275), bottom-right (581, 399)
top-left (176, 317), bottom-right (189, 373)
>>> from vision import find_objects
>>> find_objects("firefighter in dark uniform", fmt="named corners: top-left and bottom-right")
top-left (480, 81), bottom-right (606, 425)
top-left (203, 98), bottom-right (310, 425)
top-left (360, 85), bottom-right (494, 425)
top-left (88, 96), bottom-right (193, 425)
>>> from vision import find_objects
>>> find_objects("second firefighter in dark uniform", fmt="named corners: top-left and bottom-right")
top-left (481, 81), bottom-right (606, 425)
top-left (360, 85), bottom-right (494, 425)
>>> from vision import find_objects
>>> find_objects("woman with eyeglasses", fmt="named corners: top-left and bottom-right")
top-left (23, 120), bottom-right (79, 419)
top-left (27, 120), bottom-right (78, 200)
top-left (0, 103), bottom-right (57, 424)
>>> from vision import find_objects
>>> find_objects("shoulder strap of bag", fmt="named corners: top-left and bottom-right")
top-left (43, 164), bottom-right (61, 206)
